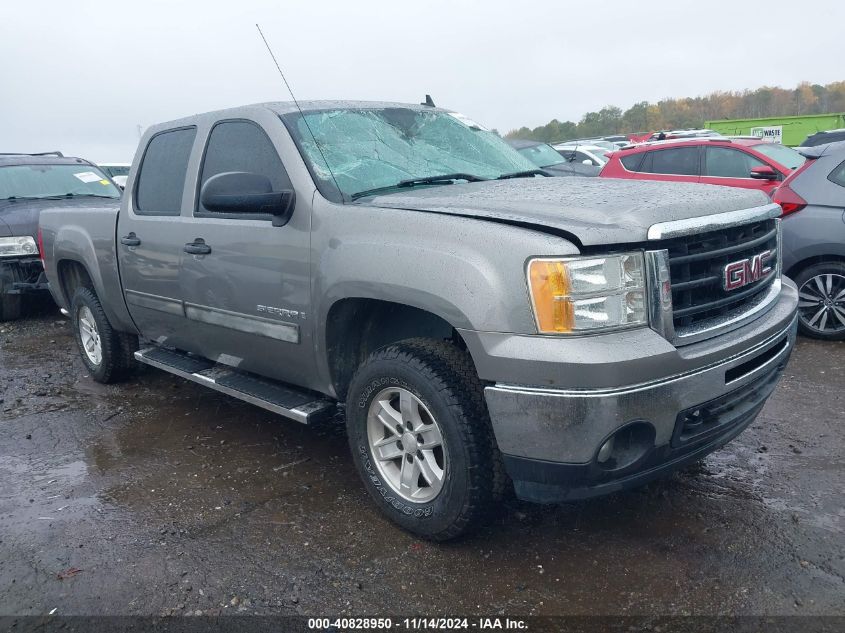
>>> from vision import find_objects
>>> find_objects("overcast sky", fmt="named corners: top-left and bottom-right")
top-left (1, 0), bottom-right (842, 163)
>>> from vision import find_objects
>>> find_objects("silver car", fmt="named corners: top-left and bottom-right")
top-left (779, 141), bottom-right (845, 340)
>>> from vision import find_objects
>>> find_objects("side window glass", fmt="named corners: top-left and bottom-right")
top-left (135, 127), bottom-right (196, 216)
top-left (645, 147), bottom-right (700, 175)
top-left (828, 160), bottom-right (845, 188)
top-left (705, 147), bottom-right (764, 178)
top-left (620, 153), bottom-right (644, 171)
top-left (197, 120), bottom-right (291, 217)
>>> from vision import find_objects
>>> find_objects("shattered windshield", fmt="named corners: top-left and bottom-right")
top-left (282, 108), bottom-right (537, 201)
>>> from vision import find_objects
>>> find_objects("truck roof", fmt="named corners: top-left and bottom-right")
top-left (0, 154), bottom-right (94, 167)
top-left (146, 101), bottom-right (449, 133)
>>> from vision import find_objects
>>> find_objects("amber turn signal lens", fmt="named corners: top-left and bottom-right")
top-left (528, 260), bottom-right (574, 333)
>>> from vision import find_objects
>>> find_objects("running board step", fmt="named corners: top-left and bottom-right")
top-left (134, 346), bottom-right (336, 424)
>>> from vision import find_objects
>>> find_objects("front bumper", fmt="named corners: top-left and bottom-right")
top-left (479, 278), bottom-right (798, 504)
top-left (0, 257), bottom-right (48, 295)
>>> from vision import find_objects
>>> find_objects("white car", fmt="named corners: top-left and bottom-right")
top-left (552, 144), bottom-right (612, 167)
top-left (98, 163), bottom-right (130, 188)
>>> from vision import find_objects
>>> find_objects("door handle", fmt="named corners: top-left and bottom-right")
top-left (184, 239), bottom-right (211, 255)
top-left (120, 233), bottom-right (141, 247)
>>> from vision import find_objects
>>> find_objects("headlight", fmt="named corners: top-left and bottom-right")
top-left (527, 253), bottom-right (647, 333)
top-left (0, 236), bottom-right (39, 258)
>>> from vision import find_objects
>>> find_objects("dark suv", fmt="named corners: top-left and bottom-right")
top-left (0, 152), bottom-right (121, 320)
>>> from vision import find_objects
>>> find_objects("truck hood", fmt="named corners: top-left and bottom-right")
top-left (360, 177), bottom-right (771, 246)
top-left (0, 197), bottom-right (120, 239)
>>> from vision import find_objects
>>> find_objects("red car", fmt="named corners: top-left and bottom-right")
top-left (600, 138), bottom-right (807, 196)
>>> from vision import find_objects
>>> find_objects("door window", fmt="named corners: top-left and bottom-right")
top-left (641, 147), bottom-right (700, 176)
top-left (196, 120), bottom-right (291, 217)
top-left (135, 127), bottom-right (196, 216)
top-left (704, 147), bottom-right (765, 178)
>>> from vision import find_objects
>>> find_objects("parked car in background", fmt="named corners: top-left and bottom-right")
top-left (776, 141), bottom-right (845, 340)
top-left (39, 100), bottom-right (797, 539)
top-left (552, 143), bottom-right (611, 167)
top-left (0, 152), bottom-right (121, 320)
top-left (649, 129), bottom-right (722, 141)
top-left (560, 138), bottom-right (620, 151)
top-left (98, 163), bottom-right (130, 188)
top-left (506, 139), bottom-right (598, 176)
top-left (800, 129), bottom-right (845, 148)
top-left (600, 138), bottom-right (806, 196)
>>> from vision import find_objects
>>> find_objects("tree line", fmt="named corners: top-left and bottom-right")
top-left (505, 80), bottom-right (845, 143)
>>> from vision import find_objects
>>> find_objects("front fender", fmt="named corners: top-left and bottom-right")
top-left (310, 198), bottom-right (580, 389)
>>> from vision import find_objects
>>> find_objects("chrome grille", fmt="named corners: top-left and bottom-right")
top-left (661, 219), bottom-right (779, 333)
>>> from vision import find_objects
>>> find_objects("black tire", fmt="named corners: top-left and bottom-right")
top-left (0, 265), bottom-right (23, 321)
top-left (70, 286), bottom-right (137, 383)
top-left (345, 338), bottom-right (507, 541)
top-left (793, 261), bottom-right (845, 341)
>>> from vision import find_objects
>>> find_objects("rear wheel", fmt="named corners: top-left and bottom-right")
top-left (71, 287), bottom-right (137, 383)
top-left (345, 338), bottom-right (506, 541)
top-left (794, 262), bottom-right (845, 341)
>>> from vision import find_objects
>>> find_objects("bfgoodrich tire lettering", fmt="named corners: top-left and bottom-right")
top-left (345, 338), bottom-right (506, 541)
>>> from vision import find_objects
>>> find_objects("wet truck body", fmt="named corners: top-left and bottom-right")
top-left (39, 101), bottom-right (798, 540)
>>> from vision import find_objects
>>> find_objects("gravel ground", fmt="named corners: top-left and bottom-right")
top-left (0, 311), bottom-right (843, 617)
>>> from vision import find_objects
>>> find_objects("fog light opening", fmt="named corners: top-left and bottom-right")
top-left (595, 421), bottom-right (655, 472)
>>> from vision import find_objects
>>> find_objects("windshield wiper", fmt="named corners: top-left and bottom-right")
top-left (397, 173), bottom-right (487, 187)
top-left (4, 195), bottom-right (66, 201)
top-left (350, 173), bottom-right (487, 201)
top-left (497, 169), bottom-right (550, 180)
top-left (56, 193), bottom-right (118, 199)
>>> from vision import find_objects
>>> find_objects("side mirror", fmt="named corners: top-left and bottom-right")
top-left (750, 165), bottom-right (778, 180)
top-left (582, 159), bottom-right (593, 166)
top-left (200, 172), bottom-right (295, 227)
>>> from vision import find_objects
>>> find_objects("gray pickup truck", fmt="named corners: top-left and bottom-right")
top-left (39, 101), bottom-right (799, 540)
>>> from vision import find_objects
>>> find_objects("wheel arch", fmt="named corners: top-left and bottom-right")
top-left (322, 297), bottom-right (474, 400)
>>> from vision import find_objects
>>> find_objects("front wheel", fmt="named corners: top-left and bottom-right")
top-left (345, 338), bottom-right (506, 541)
top-left (794, 261), bottom-right (845, 341)
top-left (71, 287), bottom-right (137, 383)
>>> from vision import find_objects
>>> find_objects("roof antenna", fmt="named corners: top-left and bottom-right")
top-left (255, 24), bottom-right (343, 200)
top-left (421, 94), bottom-right (436, 107)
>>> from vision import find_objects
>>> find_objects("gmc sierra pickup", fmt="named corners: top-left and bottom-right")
top-left (39, 101), bottom-right (799, 540)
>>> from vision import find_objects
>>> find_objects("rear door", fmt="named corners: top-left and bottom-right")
top-left (176, 118), bottom-right (313, 385)
top-left (635, 146), bottom-right (701, 184)
top-left (117, 127), bottom-right (197, 351)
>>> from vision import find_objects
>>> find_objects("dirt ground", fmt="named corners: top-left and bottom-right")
top-left (1, 311), bottom-right (843, 617)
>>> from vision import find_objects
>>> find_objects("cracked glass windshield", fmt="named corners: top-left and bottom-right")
top-left (283, 108), bottom-right (538, 201)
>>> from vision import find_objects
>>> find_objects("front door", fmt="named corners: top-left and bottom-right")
top-left (117, 126), bottom-right (197, 352)
top-left (177, 119), bottom-right (313, 385)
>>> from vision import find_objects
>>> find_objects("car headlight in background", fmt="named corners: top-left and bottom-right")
top-left (527, 253), bottom-right (647, 333)
top-left (0, 236), bottom-right (39, 258)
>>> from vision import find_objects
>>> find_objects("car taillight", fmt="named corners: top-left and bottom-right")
top-left (772, 185), bottom-right (807, 216)
top-left (37, 228), bottom-right (46, 272)
top-left (772, 160), bottom-right (812, 217)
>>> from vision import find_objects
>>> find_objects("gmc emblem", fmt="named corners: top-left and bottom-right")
top-left (723, 250), bottom-right (773, 291)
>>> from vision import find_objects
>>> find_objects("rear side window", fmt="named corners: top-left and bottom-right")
top-left (620, 153), bottom-right (644, 171)
top-left (704, 147), bottom-right (765, 178)
top-left (196, 120), bottom-right (290, 217)
top-left (135, 127), bottom-right (196, 216)
top-left (828, 160), bottom-right (845, 188)
top-left (641, 147), bottom-right (700, 176)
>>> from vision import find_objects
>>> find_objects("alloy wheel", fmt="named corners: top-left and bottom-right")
top-left (366, 387), bottom-right (447, 503)
top-left (798, 273), bottom-right (845, 335)
top-left (78, 305), bottom-right (103, 366)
